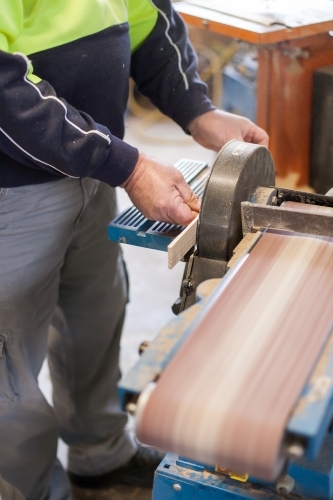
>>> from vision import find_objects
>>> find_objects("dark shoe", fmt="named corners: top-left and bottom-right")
top-left (71, 483), bottom-right (154, 500)
top-left (68, 445), bottom-right (165, 489)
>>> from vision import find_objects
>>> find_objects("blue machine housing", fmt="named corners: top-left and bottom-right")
top-left (118, 274), bottom-right (333, 500)
top-left (152, 449), bottom-right (333, 500)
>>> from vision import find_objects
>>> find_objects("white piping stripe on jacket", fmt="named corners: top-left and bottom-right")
top-left (149, 1), bottom-right (189, 90)
top-left (0, 126), bottom-right (79, 179)
top-left (15, 52), bottom-right (111, 145)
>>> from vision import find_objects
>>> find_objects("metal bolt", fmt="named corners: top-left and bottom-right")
top-left (276, 475), bottom-right (295, 495)
top-left (173, 484), bottom-right (182, 492)
top-left (288, 442), bottom-right (305, 458)
top-left (182, 279), bottom-right (193, 290)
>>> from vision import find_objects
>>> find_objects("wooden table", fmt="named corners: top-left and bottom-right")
top-left (175, 1), bottom-right (333, 186)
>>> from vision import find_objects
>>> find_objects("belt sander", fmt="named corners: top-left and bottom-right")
top-left (108, 141), bottom-right (333, 500)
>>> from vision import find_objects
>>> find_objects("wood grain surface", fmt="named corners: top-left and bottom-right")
top-left (137, 231), bottom-right (333, 480)
top-left (167, 215), bottom-right (198, 269)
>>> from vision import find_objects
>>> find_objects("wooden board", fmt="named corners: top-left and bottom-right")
top-left (167, 215), bottom-right (199, 269)
top-left (175, 2), bottom-right (333, 44)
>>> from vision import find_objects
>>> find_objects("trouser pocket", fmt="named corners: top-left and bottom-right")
top-left (0, 188), bottom-right (8, 202)
top-left (0, 335), bottom-right (18, 402)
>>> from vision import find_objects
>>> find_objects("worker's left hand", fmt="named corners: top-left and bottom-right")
top-left (188, 109), bottom-right (269, 150)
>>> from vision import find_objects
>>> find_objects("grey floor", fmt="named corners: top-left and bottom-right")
top-left (38, 113), bottom-right (216, 468)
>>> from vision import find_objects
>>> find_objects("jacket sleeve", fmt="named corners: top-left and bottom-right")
top-left (0, 50), bottom-right (138, 187)
top-left (130, 0), bottom-right (215, 132)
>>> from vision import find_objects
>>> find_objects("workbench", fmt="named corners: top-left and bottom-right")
top-left (175, 1), bottom-right (333, 187)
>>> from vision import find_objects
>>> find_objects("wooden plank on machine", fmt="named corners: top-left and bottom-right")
top-left (167, 215), bottom-right (199, 269)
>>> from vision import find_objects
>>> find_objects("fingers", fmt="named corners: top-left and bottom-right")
top-left (169, 176), bottom-right (200, 225)
top-left (160, 181), bottom-right (200, 226)
top-left (176, 180), bottom-right (201, 213)
top-left (244, 124), bottom-right (269, 147)
top-left (188, 109), bottom-right (270, 151)
top-left (168, 198), bottom-right (198, 226)
top-left (188, 192), bottom-right (201, 213)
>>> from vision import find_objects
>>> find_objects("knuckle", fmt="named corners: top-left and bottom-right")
top-left (173, 170), bottom-right (184, 182)
top-left (156, 198), bottom-right (167, 213)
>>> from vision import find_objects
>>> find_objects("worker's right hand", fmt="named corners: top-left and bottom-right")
top-left (121, 152), bottom-right (200, 226)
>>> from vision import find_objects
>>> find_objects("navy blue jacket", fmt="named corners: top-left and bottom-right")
top-left (0, 0), bottom-right (214, 188)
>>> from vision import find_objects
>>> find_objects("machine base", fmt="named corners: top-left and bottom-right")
top-left (153, 454), bottom-right (288, 500)
top-left (153, 448), bottom-right (333, 500)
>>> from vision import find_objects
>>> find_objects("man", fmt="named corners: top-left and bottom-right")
top-left (0, 1), bottom-right (268, 499)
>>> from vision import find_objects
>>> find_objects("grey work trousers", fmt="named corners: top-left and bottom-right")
top-left (0, 178), bottom-right (136, 500)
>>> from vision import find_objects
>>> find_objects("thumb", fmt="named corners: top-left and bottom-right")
top-left (169, 200), bottom-right (198, 226)
top-left (177, 181), bottom-right (201, 213)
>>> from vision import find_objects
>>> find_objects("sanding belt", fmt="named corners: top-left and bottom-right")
top-left (136, 212), bottom-right (333, 481)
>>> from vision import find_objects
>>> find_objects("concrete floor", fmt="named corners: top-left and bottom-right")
top-left (38, 113), bottom-right (216, 469)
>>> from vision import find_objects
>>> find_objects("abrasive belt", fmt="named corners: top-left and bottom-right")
top-left (136, 231), bottom-right (333, 480)
top-left (282, 201), bottom-right (333, 215)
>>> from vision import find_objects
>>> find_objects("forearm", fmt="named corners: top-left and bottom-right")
top-left (0, 50), bottom-right (139, 187)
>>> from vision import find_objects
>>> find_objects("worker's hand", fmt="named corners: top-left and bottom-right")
top-left (121, 152), bottom-right (200, 225)
top-left (188, 109), bottom-right (269, 150)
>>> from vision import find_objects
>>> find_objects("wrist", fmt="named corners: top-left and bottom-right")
top-left (188, 109), bottom-right (218, 136)
top-left (120, 152), bottom-right (148, 191)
